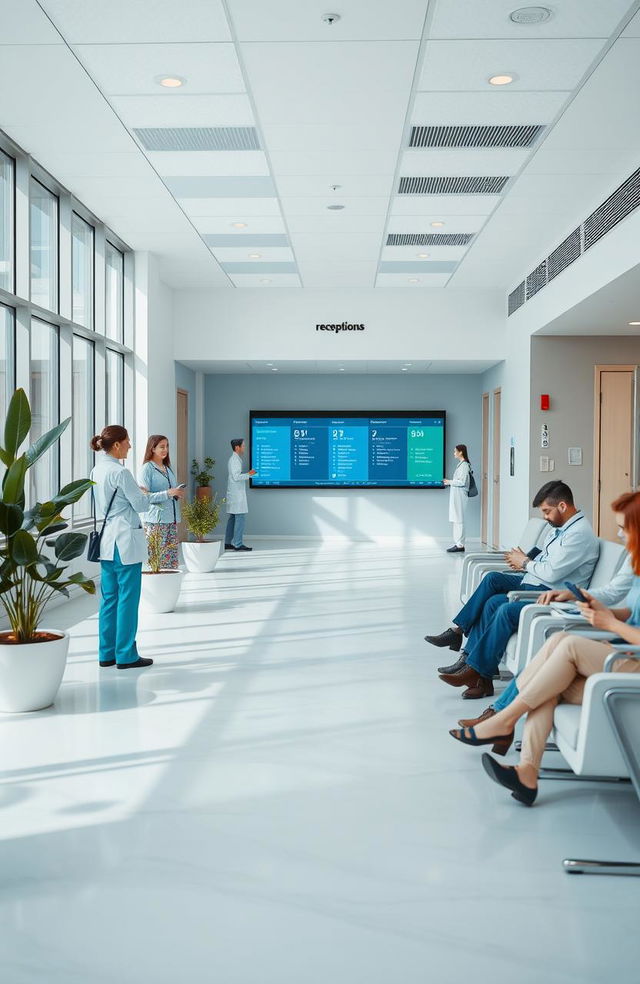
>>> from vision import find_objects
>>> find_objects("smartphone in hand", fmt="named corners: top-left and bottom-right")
top-left (564, 581), bottom-right (586, 601)
top-left (177, 483), bottom-right (187, 489)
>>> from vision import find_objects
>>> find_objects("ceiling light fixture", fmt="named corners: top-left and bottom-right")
top-left (266, 362), bottom-right (273, 366)
top-left (271, 367), bottom-right (279, 371)
top-left (629, 321), bottom-right (640, 326)
top-left (489, 73), bottom-right (515, 86)
top-left (339, 367), bottom-right (345, 372)
top-left (156, 75), bottom-right (186, 88)
top-left (430, 221), bottom-right (445, 228)
top-left (417, 252), bottom-right (430, 259)
top-left (408, 278), bottom-right (419, 284)
top-left (231, 222), bottom-right (247, 229)
top-left (509, 6), bottom-right (552, 25)
top-left (401, 367), bottom-right (409, 372)
top-left (260, 278), bottom-right (271, 284)
top-left (327, 204), bottom-right (345, 210)
top-left (248, 252), bottom-right (261, 259)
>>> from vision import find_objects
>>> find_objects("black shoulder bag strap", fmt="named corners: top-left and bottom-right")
top-left (88, 486), bottom-right (118, 561)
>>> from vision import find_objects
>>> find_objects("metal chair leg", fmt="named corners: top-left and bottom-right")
top-left (563, 859), bottom-right (640, 876)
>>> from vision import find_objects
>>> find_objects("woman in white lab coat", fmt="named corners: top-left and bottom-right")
top-left (443, 444), bottom-right (471, 553)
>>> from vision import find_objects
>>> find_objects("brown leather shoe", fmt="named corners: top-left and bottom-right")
top-left (439, 665), bottom-right (480, 688)
top-left (462, 677), bottom-right (494, 700)
top-left (458, 706), bottom-right (496, 728)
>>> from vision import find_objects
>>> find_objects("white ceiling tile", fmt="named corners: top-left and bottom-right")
top-left (40, 0), bottom-right (232, 42)
top-left (110, 94), bottom-right (254, 128)
top-left (376, 273), bottom-right (451, 287)
top-left (293, 234), bottom-right (381, 260)
top-left (525, 147), bottom-right (640, 176)
top-left (35, 151), bottom-right (153, 180)
top-left (72, 42), bottom-right (244, 96)
top-left (286, 214), bottom-right (387, 235)
top-left (269, 149), bottom-right (398, 176)
top-left (281, 197), bottom-right (389, 217)
top-left (241, 41), bottom-right (419, 125)
top-left (188, 215), bottom-right (286, 234)
top-left (210, 246), bottom-right (294, 263)
top-left (262, 123), bottom-right (401, 153)
top-left (147, 151), bottom-right (270, 178)
top-left (401, 147), bottom-right (530, 176)
top-left (229, 0), bottom-right (428, 42)
top-left (276, 174), bottom-right (395, 198)
top-left (183, 197), bottom-right (282, 218)
top-left (411, 90), bottom-right (571, 125)
top-left (623, 9), bottom-right (640, 36)
top-left (62, 174), bottom-right (168, 200)
top-left (0, 0), bottom-right (64, 42)
top-left (302, 268), bottom-right (375, 288)
top-left (382, 245), bottom-right (469, 262)
top-left (430, 0), bottom-right (634, 40)
top-left (387, 213), bottom-right (489, 233)
top-left (391, 195), bottom-right (499, 216)
top-left (417, 39), bottom-right (605, 92)
top-left (228, 274), bottom-right (302, 288)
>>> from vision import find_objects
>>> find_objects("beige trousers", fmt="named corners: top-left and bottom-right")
top-left (517, 631), bottom-right (640, 770)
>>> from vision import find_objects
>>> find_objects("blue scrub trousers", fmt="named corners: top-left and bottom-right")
top-left (225, 513), bottom-right (245, 548)
top-left (99, 545), bottom-right (142, 666)
top-left (453, 571), bottom-right (549, 680)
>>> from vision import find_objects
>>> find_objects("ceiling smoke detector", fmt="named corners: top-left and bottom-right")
top-left (322, 13), bottom-right (341, 25)
top-left (327, 204), bottom-right (345, 210)
top-left (509, 6), bottom-right (552, 25)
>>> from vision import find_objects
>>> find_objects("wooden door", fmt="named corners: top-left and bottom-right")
top-left (481, 392), bottom-right (489, 544)
top-left (492, 388), bottom-right (501, 549)
top-left (594, 366), bottom-right (636, 541)
top-left (176, 388), bottom-right (188, 540)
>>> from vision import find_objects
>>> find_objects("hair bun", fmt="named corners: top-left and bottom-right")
top-left (90, 435), bottom-right (103, 451)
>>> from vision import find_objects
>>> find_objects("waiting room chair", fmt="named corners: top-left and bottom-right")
top-left (459, 517), bottom-right (547, 603)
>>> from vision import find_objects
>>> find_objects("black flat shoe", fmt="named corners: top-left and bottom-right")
top-left (224, 543), bottom-right (234, 549)
top-left (99, 660), bottom-right (116, 667)
top-left (438, 653), bottom-right (467, 674)
top-left (481, 753), bottom-right (538, 806)
top-left (449, 725), bottom-right (514, 756)
top-left (446, 545), bottom-right (465, 553)
top-left (117, 657), bottom-right (154, 670)
top-left (424, 628), bottom-right (462, 650)
top-left (234, 545), bottom-right (253, 551)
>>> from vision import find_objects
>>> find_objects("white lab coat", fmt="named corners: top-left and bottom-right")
top-left (226, 452), bottom-right (251, 514)
top-left (448, 460), bottom-right (471, 524)
top-left (91, 453), bottom-right (169, 564)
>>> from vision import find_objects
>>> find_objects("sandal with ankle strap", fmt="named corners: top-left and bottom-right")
top-left (448, 725), bottom-right (514, 756)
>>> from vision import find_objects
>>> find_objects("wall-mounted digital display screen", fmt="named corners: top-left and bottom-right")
top-left (250, 411), bottom-right (445, 488)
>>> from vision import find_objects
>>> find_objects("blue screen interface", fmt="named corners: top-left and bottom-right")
top-left (250, 412), bottom-right (445, 488)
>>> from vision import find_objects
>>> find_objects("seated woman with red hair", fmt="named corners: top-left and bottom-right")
top-left (448, 491), bottom-right (640, 805)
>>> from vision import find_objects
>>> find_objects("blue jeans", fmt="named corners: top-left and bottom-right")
top-left (99, 545), bottom-right (142, 666)
top-left (454, 571), bottom-right (549, 680)
top-left (494, 677), bottom-right (519, 711)
top-left (225, 513), bottom-right (246, 548)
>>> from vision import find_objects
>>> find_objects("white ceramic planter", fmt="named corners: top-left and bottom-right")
top-left (141, 569), bottom-right (184, 613)
top-left (182, 539), bottom-right (221, 573)
top-left (0, 630), bottom-right (69, 713)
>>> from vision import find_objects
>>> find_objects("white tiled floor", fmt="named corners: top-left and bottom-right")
top-left (0, 541), bottom-right (638, 983)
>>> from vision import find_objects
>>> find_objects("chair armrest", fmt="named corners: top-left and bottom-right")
top-left (507, 590), bottom-right (543, 601)
top-left (604, 646), bottom-right (640, 673)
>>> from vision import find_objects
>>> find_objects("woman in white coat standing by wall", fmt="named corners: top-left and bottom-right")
top-left (443, 444), bottom-right (471, 553)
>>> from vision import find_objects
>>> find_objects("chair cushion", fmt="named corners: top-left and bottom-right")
top-left (552, 705), bottom-right (581, 750)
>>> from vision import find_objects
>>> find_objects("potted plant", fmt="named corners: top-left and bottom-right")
top-left (0, 389), bottom-right (95, 713)
top-left (140, 526), bottom-right (184, 613)
top-left (181, 494), bottom-right (223, 572)
top-left (191, 456), bottom-right (215, 500)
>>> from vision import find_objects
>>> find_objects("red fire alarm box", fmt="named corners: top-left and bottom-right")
top-left (540, 394), bottom-right (550, 411)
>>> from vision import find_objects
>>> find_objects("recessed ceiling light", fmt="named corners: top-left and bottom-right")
top-left (339, 367), bottom-right (345, 372)
top-left (404, 362), bottom-right (413, 366)
top-left (266, 362), bottom-right (273, 366)
top-left (155, 75), bottom-right (186, 88)
top-left (408, 278), bottom-right (419, 283)
top-left (430, 221), bottom-right (445, 228)
top-left (629, 321), bottom-right (640, 326)
top-left (327, 204), bottom-right (345, 210)
top-left (271, 367), bottom-right (279, 371)
top-left (401, 367), bottom-right (409, 372)
top-left (489, 74), bottom-right (515, 86)
top-left (417, 252), bottom-right (430, 259)
top-left (248, 252), bottom-right (261, 259)
top-left (509, 6), bottom-right (552, 25)
top-left (260, 278), bottom-right (271, 284)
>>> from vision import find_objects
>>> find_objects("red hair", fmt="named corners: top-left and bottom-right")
top-left (611, 491), bottom-right (640, 574)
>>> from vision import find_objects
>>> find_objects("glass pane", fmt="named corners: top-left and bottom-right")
top-left (72, 335), bottom-right (94, 520)
top-left (30, 319), bottom-right (59, 502)
top-left (0, 151), bottom-right (14, 292)
top-left (0, 304), bottom-right (15, 437)
top-left (30, 179), bottom-right (58, 312)
top-left (106, 348), bottom-right (124, 426)
top-left (72, 212), bottom-right (94, 328)
top-left (105, 241), bottom-right (124, 341)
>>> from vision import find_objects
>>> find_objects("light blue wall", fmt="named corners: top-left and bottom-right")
top-left (204, 373), bottom-right (483, 540)
top-left (175, 362), bottom-right (197, 492)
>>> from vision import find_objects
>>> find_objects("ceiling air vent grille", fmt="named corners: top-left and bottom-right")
top-left (547, 228), bottom-right (581, 282)
top-left (409, 124), bottom-right (544, 149)
top-left (133, 126), bottom-right (260, 152)
top-left (583, 166), bottom-right (640, 251)
top-left (508, 282), bottom-right (525, 315)
top-left (399, 175), bottom-right (508, 195)
top-left (526, 260), bottom-right (547, 300)
top-left (386, 233), bottom-right (473, 246)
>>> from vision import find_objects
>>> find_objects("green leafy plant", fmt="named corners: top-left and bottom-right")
top-left (144, 526), bottom-right (165, 574)
top-left (190, 456), bottom-right (215, 487)
top-left (0, 389), bottom-right (96, 642)
top-left (182, 495), bottom-right (223, 542)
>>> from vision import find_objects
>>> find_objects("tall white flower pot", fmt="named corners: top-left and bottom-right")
top-left (141, 569), bottom-right (184, 613)
top-left (182, 539), bottom-right (221, 573)
top-left (0, 630), bottom-right (70, 713)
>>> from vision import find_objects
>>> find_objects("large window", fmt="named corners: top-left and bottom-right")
top-left (30, 319), bottom-right (59, 502)
top-left (0, 305), bottom-right (15, 429)
top-left (72, 335), bottom-right (94, 519)
top-left (0, 150), bottom-right (14, 293)
top-left (30, 179), bottom-right (58, 312)
top-left (72, 212), bottom-right (94, 329)
top-left (105, 241), bottom-right (124, 341)
top-left (106, 348), bottom-right (124, 425)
